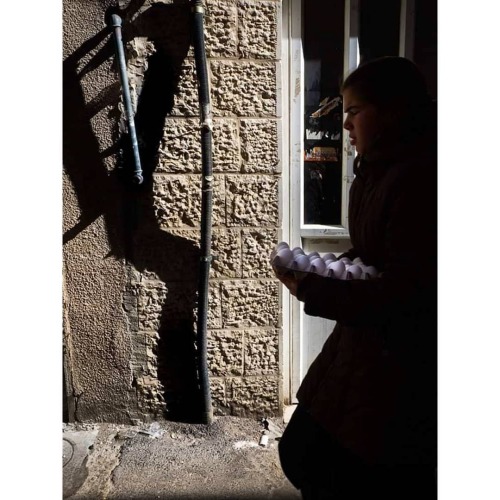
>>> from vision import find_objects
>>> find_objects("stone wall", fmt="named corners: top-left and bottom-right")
top-left (63, 0), bottom-right (284, 423)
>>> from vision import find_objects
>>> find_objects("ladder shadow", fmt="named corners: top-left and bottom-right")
top-left (63, 0), bottom-right (206, 423)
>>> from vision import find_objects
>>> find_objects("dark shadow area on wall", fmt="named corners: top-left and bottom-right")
top-left (63, 0), bottom-right (205, 423)
top-left (124, 43), bottom-right (203, 423)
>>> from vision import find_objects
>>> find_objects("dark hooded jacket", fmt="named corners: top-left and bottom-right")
top-left (295, 116), bottom-right (437, 466)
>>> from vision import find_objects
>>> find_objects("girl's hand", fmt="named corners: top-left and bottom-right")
top-left (272, 266), bottom-right (306, 297)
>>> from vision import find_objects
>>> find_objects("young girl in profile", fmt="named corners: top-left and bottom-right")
top-left (276, 57), bottom-right (437, 500)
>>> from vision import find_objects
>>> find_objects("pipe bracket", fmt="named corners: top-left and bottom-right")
top-left (201, 118), bottom-right (213, 131)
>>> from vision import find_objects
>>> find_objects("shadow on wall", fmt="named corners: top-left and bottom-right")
top-left (63, 0), bottom-right (205, 423)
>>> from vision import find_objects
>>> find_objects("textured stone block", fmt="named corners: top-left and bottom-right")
top-left (152, 174), bottom-right (226, 228)
top-left (139, 227), bottom-right (241, 279)
top-left (132, 229), bottom-right (200, 283)
top-left (157, 119), bottom-right (240, 173)
top-left (125, 38), bottom-right (155, 108)
top-left (211, 61), bottom-right (277, 117)
top-left (157, 119), bottom-right (200, 173)
top-left (207, 330), bottom-right (244, 376)
top-left (172, 281), bottom-right (222, 331)
top-left (191, 281), bottom-right (223, 330)
top-left (244, 329), bottom-right (279, 375)
top-left (226, 175), bottom-right (279, 227)
top-left (240, 119), bottom-right (280, 173)
top-left (241, 229), bottom-right (278, 278)
top-left (238, 1), bottom-right (279, 59)
top-left (160, 280), bottom-right (198, 331)
top-left (228, 376), bottom-right (280, 417)
top-left (210, 378), bottom-right (231, 416)
top-left (137, 281), bottom-right (168, 331)
top-left (125, 2), bottom-right (192, 61)
top-left (134, 277), bottom-right (221, 333)
top-left (204, 0), bottom-right (239, 58)
top-left (211, 228), bottom-right (242, 278)
top-left (171, 61), bottom-right (199, 116)
top-left (211, 119), bottom-right (241, 172)
top-left (135, 374), bottom-right (166, 417)
top-left (135, 0), bottom-right (192, 60)
top-left (207, 282), bottom-right (223, 329)
top-left (221, 280), bottom-right (279, 327)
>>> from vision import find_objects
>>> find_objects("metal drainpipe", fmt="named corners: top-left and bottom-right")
top-left (191, 0), bottom-right (214, 424)
top-left (109, 14), bottom-right (144, 185)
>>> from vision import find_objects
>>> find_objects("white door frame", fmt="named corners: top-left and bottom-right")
top-left (281, 0), bottom-right (359, 403)
top-left (399, 0), bottom-right (416, 60)
top-left (280, 0), bottom-right (293, 405)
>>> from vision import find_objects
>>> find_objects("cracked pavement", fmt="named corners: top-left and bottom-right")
top-left (63, 416), bottom-right (300, 499)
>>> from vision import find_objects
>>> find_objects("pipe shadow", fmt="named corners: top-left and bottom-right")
top-left (63, 0), bottom-right (205, 422)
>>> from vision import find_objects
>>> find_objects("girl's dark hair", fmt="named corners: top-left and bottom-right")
top-left (341, 56), bottom-right (431, 111)
top-left (342, 57), bottom-right (434, 139)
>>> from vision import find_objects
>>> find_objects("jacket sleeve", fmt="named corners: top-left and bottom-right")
top-left (296, 167), bottom-right (436, 327)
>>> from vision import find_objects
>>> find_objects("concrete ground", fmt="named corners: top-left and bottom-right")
top-left (63, 415), bottom-right (301, 500)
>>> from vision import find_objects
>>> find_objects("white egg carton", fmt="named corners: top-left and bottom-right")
top-left (270, 242), bottom-right (379, 280)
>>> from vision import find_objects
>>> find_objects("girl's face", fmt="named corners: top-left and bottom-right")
top-left (342, 88), bottom-right (385, 156)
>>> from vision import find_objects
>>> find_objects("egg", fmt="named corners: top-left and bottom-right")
top-left (270, 241), bottom-right (290, 260)
top-left (363, 266), bottom-right (378, 279)
top-left (291, 247), bottom-right (305, 256)
top-left (320, 266), bottom-right (331, 277)
top-left (323, 259), bottom-right (334, 267)
top-left (346, 264), bottom-right (362, 280)
top-left (276, 241), bottom-right (289, 250)
top-left (273, 248), bottom-right (294, 268)
top-left (322, 253), bottom-right (337, 262)
top-left (309, 257), bottom-right (326, 276)
top-left (291, 254), bottom-right (311, 272)
top-left (327, 260), bottom-right (345, 279)
top-left (353, 257), bottom-right (363, 266)
top-left (307, 251), bottom-right (321, 262)
top-left (340, 257), bottom-right (352, 266)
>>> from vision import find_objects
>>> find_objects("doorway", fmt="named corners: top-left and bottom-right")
top-left (281, 0), bottom-right (437, 403)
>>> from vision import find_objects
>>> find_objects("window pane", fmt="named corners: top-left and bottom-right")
top-left (303, 0), bottom-right (345, 226)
